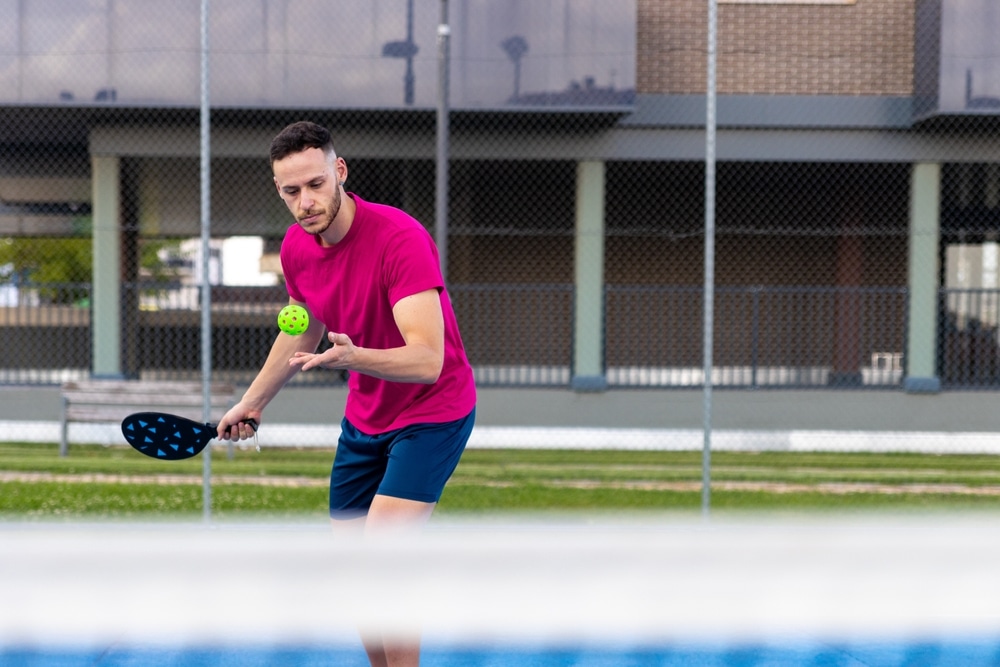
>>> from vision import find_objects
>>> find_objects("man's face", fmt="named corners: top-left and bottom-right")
top-left (273, 147), bottom-right (344, 237)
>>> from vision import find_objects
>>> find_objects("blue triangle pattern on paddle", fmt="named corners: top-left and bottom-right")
top-left (122, 412), bottom-right (220, 461)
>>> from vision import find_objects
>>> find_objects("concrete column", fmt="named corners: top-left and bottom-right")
top-left (571, 160), bottom-right (607, 392)
top-left (904, 162), bottom-right (941, 393)
top-left (91, 155), bottom-right (122, 378)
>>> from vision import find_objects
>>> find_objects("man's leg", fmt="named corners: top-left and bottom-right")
top-left (365, 494), bottom-right (436, 532)
top-left (332, 412), bottom-right (473, 666)
top-left (359, 495), bottom-right (436, 667)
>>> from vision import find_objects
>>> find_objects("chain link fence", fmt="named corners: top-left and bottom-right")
top-left (2, 0), bottom-right (1000, 449)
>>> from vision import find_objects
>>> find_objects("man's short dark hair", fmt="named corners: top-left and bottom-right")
top-left (270, 121), bottom-right (335, 165)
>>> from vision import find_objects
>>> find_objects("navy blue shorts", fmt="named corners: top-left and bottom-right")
top-left (329, 408), bottom-right (475, 518)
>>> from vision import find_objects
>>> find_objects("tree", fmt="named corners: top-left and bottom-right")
top-left (0, 236), bottom-right (92, 304)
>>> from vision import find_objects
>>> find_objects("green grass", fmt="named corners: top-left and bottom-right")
top-left (0, 441), bottom-right (334, 478)
top-left (0, 481), bottom-right (328, 519)
top-left (3, 442), bottom-right (1000, 519)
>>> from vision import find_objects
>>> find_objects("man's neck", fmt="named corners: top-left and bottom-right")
top-left (317, 193), bottom-right (357, 247)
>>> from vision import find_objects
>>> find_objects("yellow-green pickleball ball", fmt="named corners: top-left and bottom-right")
top-left (277, 305), bottom-right (309, 336)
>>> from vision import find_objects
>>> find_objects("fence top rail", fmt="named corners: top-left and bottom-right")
top-left (941, 287), bottom-right (1000, 294)
top-left (450, 283), bottom-right (574, 292)
top-left (606, 285), bottom-right (910, 295)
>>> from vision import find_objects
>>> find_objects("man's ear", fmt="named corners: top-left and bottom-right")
top-left (336, 157), bottom-right (349, 186)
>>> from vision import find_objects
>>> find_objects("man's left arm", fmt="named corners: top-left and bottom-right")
top-left (290, 288), bottom-right (444, 383)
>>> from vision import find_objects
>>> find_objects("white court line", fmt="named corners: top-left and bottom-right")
top-left (6, 419), bottom-right (1000, 453)
top-left (2, 516), bottom-right (1000, 647)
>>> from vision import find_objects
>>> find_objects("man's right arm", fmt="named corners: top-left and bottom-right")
top-left (216, 302), bottom-right (324, 440)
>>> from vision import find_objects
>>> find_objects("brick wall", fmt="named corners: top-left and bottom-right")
top-left (638, 0), bottom-right (915, 96)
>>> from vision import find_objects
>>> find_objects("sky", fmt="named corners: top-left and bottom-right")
top-left (0, 0), bottom-right (636, 109)
top-left (935, 0), bottom-right (1000, 111)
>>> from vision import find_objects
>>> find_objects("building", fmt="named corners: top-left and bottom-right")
top-left (1, 0), bottom-right (999, 444)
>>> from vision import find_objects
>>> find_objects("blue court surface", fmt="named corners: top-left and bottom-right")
top-left (5, 639), bottom-right (1000, 666)
top-left (3, 517), bottom-right (1000, 666)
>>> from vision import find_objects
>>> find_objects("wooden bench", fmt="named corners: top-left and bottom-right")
top-left (59, 380), bottom-right (235, 456)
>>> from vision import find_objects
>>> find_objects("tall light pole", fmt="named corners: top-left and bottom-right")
top-left (199, 0), bottom-right (213, 522)
top-left (436, 0), bottom-right (450, 279)
top-left (501, 36), bottom-right (528, 101)
top-left (382, 0), bottom-right (418, 105)
top-left (702, 0), bottom-right (718, 519)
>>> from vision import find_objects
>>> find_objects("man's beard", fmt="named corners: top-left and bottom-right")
top-left (302, 187), bottom-right (341, 236)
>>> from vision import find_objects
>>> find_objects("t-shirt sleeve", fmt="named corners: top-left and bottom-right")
top-left (383, 227), bottom-right (444, 307)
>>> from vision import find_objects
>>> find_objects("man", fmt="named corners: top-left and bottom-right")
top-left (217, 120), bottom-right (477, 667)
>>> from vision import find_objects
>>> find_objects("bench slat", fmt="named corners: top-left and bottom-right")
top-left (62, 381), bottom-right (233, 395)
top-left (66, 407), bottom-right (224, 423)
top-left (62, 392), bottom-right (232, 406)
top-left (59, 380), bottom-right (237, 456)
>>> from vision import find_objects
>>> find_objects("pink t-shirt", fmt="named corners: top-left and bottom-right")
top-left (280, 194), bottom-right (476, 434)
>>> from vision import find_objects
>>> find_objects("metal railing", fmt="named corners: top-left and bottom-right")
top-left (12, 282), bottom-right (1000, 391)
top-left (940, 288), bottom-right (1000, 388)
top-left (606, 285), bottom-right (908, 389)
